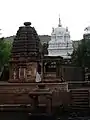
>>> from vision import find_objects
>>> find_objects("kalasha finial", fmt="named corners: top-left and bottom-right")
top-left (52, 27), bottom-right (54, 32)
top-left (58, 14), bottom-right (62, 27)
top-left (66, 27), bottom-right (68, 32)
top-left (24, 22), bottom-right (31, 26)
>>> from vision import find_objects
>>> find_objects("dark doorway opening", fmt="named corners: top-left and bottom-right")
top-left (28, 114), bottom-right (55, 120)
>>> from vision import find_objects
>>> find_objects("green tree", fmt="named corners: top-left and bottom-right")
top-left (0, 38), bottom-right (12, 71)
top-left (71, 39), bottom-right (90, 67)
top-left (42, 43), bottom-right (48, 55)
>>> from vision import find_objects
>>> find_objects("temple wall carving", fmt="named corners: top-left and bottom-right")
top-left (0, 83), bottom-right (69, 106)
top-left (9, 22), bottom-right (40, 83)
top-left (26, 62), bottom-right (37, 82)
top-left (9, 62), bottom-right (37, 82)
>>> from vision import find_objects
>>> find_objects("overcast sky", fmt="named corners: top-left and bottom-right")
top-left (0, 0), bottom-right (90, 40)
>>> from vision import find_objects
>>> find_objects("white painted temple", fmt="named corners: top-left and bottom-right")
top-left (48, 17), bottom-right (73, 58)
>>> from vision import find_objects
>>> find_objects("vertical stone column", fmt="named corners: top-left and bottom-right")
top-left (46, 95), bottom-right (52, 114)
top-left (41, 54), bottom-right (44, 81)
top-left (30, 95), bottom-right (38, 112)
top-left (9, 62), bottom-right (19, 82)
top-left (85, 67), bottom-right (89, 81)
top-left (56, 61), bottom-right (59, 78)
top-left (56, 60), bottom-right (62, 78)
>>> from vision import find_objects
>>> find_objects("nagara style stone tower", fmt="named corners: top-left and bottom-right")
top-left (9, 22), bottom-right (40, 82)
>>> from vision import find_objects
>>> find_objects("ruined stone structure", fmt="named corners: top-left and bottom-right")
top-left (0, 22), bottom-right (90, 119)
top-left (9, 22), bottom-right (40, 82)
top-left (0, 22), bottom-right (70, 116)
top-left (41, 56), bottom-right (63, 81)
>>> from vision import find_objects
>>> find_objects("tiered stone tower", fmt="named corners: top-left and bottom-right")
top-left (48, 17), bottom-right (73, 58)
top-left (9, 22), bottom-right (40, 82)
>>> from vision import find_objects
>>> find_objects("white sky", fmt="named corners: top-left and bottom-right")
top-left (0, 0), bottom-right (90, 40)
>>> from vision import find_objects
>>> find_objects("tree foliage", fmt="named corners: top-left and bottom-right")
top-left (71, 39), bottom-right (90, 67)
top-left (0, 38), bottom-right (12, 71)
top-left (42, 43), bottom-right (48, 55)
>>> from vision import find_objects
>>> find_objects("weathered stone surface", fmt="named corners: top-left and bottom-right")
top-left (9, 22), bottom-right (40, 82)
top-left (0, 82), bottom-right (70, 106)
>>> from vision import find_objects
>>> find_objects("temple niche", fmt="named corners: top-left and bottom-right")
top-left (48, 17), bottom-right (73, 59)
top-left (9, 22), bottom-right (40, 82)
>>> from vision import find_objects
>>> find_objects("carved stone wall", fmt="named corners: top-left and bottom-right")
top-left (0, 83), bottom-right (70, 107)
top-left (26, 62), bottom-right (37, 82)
top-left (9, 62), bottom-right (37, 83)
top-left (61, 65), bottom-right (84, 81)
top-left (9, 22), bottom-right (40, 83)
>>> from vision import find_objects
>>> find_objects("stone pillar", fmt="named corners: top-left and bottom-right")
top-left (41, 54), bottom-right (44, 81)
top-left (46, 95), bottom-right (52, 114)
top-left (56, 61), bottom-right (59, 78)
top-left (30, 95), bottom-right (38, 112)
top-left (56, 61), bottom-right (62, 78)
top-left (85, 67), bottom-right (89, 81)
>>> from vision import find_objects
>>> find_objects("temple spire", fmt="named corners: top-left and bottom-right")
top-left (58, 15), bottom-right (62, 27)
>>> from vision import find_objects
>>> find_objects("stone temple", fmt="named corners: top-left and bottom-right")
top-left (9, 22), bottom-right (40, 82)
top-left (48, 17), bottom-right (73, 58)
top-left (0, 21), bottom-right (90, 119)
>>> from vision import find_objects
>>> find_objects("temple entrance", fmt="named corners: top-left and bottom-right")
top-left (45, 62), bottom-right (56, 72)
top-left (42, 56), bottom-right (63, 80)
top-left (44, 62), bottom-right (56, 79)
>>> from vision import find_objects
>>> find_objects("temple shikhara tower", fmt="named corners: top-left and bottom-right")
top-left (9, 22), bottom-right (40, 82)
top-left (48, 17), bottom-right (73, 58)
top-left (0, 21), bottom-right (88, 116)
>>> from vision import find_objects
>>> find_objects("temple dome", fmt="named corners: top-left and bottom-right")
top-left (54, 27), bottom-right (66, 33)
top-left (48, 17), bottom-right (73, 58)
top-left (11, 22), bottom-right (40, 61)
